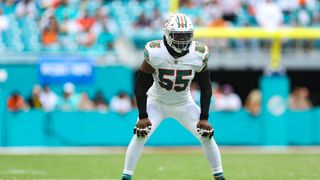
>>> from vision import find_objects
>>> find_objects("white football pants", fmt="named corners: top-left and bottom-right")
top-left (123, 98), bottom-right (223, 175)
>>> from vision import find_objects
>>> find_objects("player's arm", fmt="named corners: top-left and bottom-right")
top-left (196, 65), bottom-right (214, 139)
top-left (134, 60), bottom-right (154, 138)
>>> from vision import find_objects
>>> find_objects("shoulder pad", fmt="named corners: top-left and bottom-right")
top-left (144, 40), bottom-right (165, 67)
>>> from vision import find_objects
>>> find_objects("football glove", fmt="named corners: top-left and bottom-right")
top-left (196, 120), bottom-right (214, 139)
top-left (134, 126), bottom-right (151, 138)
top-left (197, 128), bottom-right (214, 139)
top-left (134, 118), bottom-right (152, 138)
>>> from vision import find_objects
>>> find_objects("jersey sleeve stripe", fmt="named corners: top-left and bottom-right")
top-left (144, 49), bottom-right (150, 62)
top-left (203, 53), bottom-right (209, 65)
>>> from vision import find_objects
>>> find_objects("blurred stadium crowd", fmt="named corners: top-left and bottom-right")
top-left (7, 81), bottom-right (313, 116)
top-left (178, 0), bottom-right (320, 51)
top-left (179, 0), bottom-right (319, 28)
top-left (1, 0), bottom-right (319, 115)
top-left (0, 0), bottom-right (319, 54)
top-left (0, 0), bottom-right (168, 54)
top-left (7, 82), bottom-right (135, 114)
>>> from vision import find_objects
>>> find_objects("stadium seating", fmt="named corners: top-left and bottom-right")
top-left (0, 0), bottom-right (168, 53)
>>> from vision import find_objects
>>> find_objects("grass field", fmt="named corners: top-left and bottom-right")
top-left (0, 152), bottom-right (320, 180)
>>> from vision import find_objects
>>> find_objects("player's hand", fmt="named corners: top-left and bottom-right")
top-left (196, 120), bottom-right (214, 139)
top-left (134, 118), bottom-right (152, 138)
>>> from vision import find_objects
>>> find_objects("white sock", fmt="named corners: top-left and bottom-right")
top-left (200, 138), bottom-right (223, 175)
top-left (123, 135), bottom-right (148, 175)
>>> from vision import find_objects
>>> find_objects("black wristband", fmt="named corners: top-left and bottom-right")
top-left (139, 112), bottom-right (148, 119)
top-left (200, 113), bottom-right (209, 120)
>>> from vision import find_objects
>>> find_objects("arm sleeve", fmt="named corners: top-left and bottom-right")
top-left (135, 70), bottom-right (154, 119)
top-left (197, 70), bottom-right (212, 120)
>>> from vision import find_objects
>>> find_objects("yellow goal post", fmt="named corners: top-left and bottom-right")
top-left (169, 1), bottom-right (320, 71)
top-left (194, 27), bottom-right (320, 70)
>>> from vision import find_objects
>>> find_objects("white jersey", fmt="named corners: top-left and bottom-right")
top-left (144, 40), bottom-right (209, 105)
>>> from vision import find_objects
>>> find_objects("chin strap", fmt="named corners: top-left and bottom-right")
top-left (172, 46), bottom-right (183, 53)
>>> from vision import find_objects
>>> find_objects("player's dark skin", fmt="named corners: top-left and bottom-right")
top-left (135, 61), bottom-right (214, 139)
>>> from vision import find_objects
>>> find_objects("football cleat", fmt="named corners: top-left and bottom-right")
top-left (121, 174), bottom-right (132, 180)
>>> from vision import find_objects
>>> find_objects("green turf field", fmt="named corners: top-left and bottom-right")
top-left (0, 153), bottom-right (319, 180)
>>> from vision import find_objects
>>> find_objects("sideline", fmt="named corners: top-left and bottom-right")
top-left (0, 146), bottom-right (320, 155)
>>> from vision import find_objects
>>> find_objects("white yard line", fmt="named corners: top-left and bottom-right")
top-left (0, 146), bottom-right (319, 155)
top-left (0, 169), bottom-right (46, 175)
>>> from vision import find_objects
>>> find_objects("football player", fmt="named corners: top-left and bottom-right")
top-left (122, 13), bottom-right (225, 180)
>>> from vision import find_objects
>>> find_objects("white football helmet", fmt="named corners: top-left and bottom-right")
top-left (164, 13), bottom-right (194, 53)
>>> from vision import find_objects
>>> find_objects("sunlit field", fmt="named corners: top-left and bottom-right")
top-left (0, 150), bottom-right (319, 180)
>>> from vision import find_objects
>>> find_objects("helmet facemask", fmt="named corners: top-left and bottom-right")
top-left (169, 31), bottom-right (193, 53)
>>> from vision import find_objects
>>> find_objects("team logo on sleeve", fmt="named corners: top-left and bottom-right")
top-left (149, 41), bottom-right (161, 48)
top-left (195, 42), bottom-right (206, 53)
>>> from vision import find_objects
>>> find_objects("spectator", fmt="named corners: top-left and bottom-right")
top-left (93, 90), bottom-right (108, 111)
top-left (179, 0), bottom-right (202, 26)
top-left (42, 26), bottom-right (58, 46)
top-left (214, 84), bottom-right (242, 112)
top-left (92, 7), bottom-right (117, 50)
top-left (292, 0), bottom-right (314, 27)
top-left (245, 89), bottom-right (261, 116)
top-left (1, 0), bottom-right (16, 15)
top-left (134, 12), bottom-right (151, 28)
top-left (150, 8), bottom-right (165, 30)
top-left (40, 84), bottom-right (58, 112)
top-left (27, 84), bottom-right (42, 109)
top-left (212, 82), bottom-right (222, 99)
top-left (220, 0), bottom-right (241, 24)
top-left (278, 0), bottom-right (298, 25)
top-left (291, 0), bottom-right (314, 51)
top-left (59, 15), bottom-right (81, 34)
top-left (289, 86), bottom-right (312, 110)
top-left (0, 8), bottom-right (9, 32)
top-left (77, 10), bottom-right (96, 31)
top-left (78, 92), bottom-right (95, 111)
top-left (57, 82), bottom-right (80, 111)
top-left (92, 7), bottom-right (118, 35)
top-left (211, 82), bottom-right (221, 110)
top-left (77, 27), bottom-right (96, 48)
top-left (42, 16), bottom-right (59, 46)
top-left (7, 91), bottom-right (28, 112)
top-left (201, 0), bottom-right (225, 27)
top-left (38, 0), bottom-right (56, 9)
top-left (255, 0), bottom-right (284, 30)
top-left (237, 1), bottom-right (257, 27)
top-left (110, 92), bottom-right (132, 114)
top-left (79, 0), bottom-right (102, 16)
top-left (200, 1), bottom-right (229, 49)
top-left (54, 0), bottom-right (78, 22)
top-left (15, 0), bottom-right (37, 18)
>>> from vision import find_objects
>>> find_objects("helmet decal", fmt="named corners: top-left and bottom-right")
top-left (176, 14), bottom-right (188, 28)
top-left (183, 15), bottom-right (188, 28)
top-left (181, 15), bottom-right (184, 28)
top-left (176, 15), bottom-right (180, 28)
